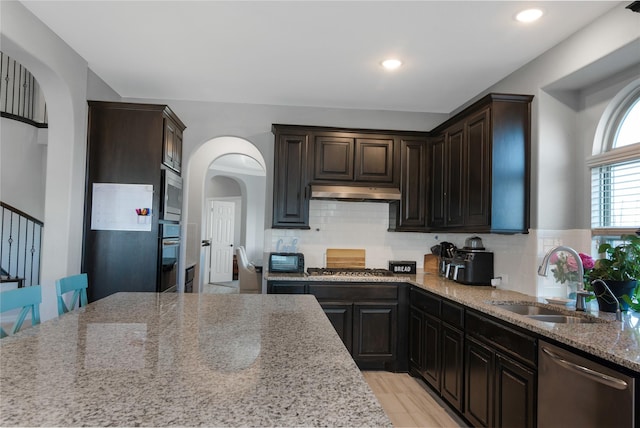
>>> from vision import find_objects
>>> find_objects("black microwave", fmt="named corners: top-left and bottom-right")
top-left (269, 252), bottom-right (305, 273)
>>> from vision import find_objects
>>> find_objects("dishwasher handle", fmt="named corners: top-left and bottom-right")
top-left (541, 346), bottom-right (629, 390)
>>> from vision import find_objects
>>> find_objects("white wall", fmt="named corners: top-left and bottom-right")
top-left (0, 119), bottom-right (47, 220)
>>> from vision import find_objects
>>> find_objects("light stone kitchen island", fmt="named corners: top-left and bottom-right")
top-left (0, 293), bottom-right (391, 427)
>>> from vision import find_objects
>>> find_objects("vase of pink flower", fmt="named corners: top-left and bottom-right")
top-left (549, 252), bottom-right (594, 294)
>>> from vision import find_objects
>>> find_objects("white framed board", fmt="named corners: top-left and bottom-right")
top-left (91, 183), bottom-right (153, 231)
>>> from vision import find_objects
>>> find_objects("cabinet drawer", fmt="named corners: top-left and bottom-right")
top-left (410, 287), bottom-right (440, 316)
top-left (185, 266), bottom-right (195, 282)
top-left (441, 300), bottom-right (464, 329)
top-left (267, 282), bottom-right (307, 294)
top-left (466, 311), bottom-right (537, 366)
top-left (309, 283), bottom-right (398, 301)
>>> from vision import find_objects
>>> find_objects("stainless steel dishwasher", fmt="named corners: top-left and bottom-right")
top-left (538, 340), bottom-right (635, 427)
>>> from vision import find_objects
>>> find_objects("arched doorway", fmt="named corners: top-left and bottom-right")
top-left (203, 155), bottom-right (266, 290)
top-left (184, 136), bottom-right (267, 293)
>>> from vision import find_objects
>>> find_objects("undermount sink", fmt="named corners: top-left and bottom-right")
top-left (494, 303), bottom-right (566, 316)
top-left (526, 314), bottom-right (601, 324)
top-left (492, 302), bottom-right (606, 324)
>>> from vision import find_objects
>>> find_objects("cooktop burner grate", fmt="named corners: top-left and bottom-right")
top-left (307, 268), bottom-right (395, 277)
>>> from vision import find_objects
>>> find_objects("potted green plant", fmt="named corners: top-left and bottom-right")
top-left (588, 234), bottom-right (640, 312)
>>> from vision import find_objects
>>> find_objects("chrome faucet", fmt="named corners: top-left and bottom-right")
top-left (591, 279), bottom-right (623, 321)
top-left (538, 246), bottom-right (591, 311)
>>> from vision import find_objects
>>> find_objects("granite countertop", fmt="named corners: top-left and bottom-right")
top-left (0, 293), bottom-right (391, 427)
top-left (265, 271), bottom-right (640, 373)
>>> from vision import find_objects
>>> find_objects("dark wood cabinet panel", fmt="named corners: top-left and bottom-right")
top-left (353, 302), bottom-right (398, 361)
top-left (391, 138), bottom-right (428, 231)
top-left (162, 117), bottom-right (183, 174)
top-left (83, 101), bottom-right (185, 303)
top-left (272, 133), bottom-right (310, 228)
top-left (321, 302), bottom-right (353, 353)
top-left (446, 123), bottom-right (465, 227)
top-left (422, 314), bottom-right (441, 390)
top-left (313, 136), bottom-right (354, 181)
top-left (355, 138), bottom-right (395, 183)
top-left (494, 354), bottom-right (535, 428)
top-left (441, 323), bottom-right (464, 412)
top-left (465, 337), bottom-right (495, 428)
top-left (465, 108), bottom-right (490, 227)
top-left (409, 307), bottom-right (424, 370)
top-left (428, 134), bottom-right (446, 228)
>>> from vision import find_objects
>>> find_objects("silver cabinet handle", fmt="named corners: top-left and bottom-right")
top-left (163, 240), bottom-right (180, 246)
top-left (541, 346), bottom-right (628, 390)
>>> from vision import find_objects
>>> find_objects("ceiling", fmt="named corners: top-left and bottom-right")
top-left (20, 1), bottom-right (622, 113)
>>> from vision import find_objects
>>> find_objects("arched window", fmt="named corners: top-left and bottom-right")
top-left (589, 81), bottom-right (640, 238)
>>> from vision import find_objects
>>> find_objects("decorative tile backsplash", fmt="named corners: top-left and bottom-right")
top-left (265, 200), bottom-right (591, 297)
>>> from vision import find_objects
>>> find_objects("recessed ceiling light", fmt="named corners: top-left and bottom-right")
top-left (381, 59), bottom-right (402, 70)
top-left (516, 8), bottom-right (543, 23)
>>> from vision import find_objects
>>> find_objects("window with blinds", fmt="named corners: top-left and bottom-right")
top-left (589, 84), bottom-right (640, 237)
top-left (591, 158), bottom-right (640, 235)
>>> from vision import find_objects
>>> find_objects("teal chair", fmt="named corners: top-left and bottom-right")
top-left (0, 285), bottom-right (42, 338)
top-left (55, 273), bottom-right (88, 315)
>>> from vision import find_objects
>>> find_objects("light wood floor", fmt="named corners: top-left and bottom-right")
top-left (362, 371), bottom-right (467, 428)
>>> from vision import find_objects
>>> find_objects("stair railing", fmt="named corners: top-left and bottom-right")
top-left (0, 202), bottom-right (43, 288)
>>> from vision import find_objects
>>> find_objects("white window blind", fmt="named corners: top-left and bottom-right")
top-left (591, 158), bottom-right (640, 235)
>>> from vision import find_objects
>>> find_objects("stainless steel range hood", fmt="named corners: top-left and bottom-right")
top-left (310, 185), bottom-right (401, 202)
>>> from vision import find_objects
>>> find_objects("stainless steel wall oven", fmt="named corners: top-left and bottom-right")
top-left (159, 223), bottom-right (180, 292)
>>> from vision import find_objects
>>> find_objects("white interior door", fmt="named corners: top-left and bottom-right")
top-left (208, 200), bottom-right (235, 283)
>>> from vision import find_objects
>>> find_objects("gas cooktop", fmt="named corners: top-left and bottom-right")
top-left (306, 268), bottom-right (395, 277)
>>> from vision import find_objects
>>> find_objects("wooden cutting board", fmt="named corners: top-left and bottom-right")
top-left (423, 254), bottom-right (439, 274)
top-left (326, 249), bottom-right (366, 269)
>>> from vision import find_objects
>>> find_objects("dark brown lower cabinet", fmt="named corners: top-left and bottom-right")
top-left (494, 354), bottom-right (535, 428)
top-left (409, 287), bottom-right (464, 413)
top-left (352, 302), bottom-right (398, 363)
top-left (465, 337), bottom-right (495, 427)
top-left (320, 302), bottom-right (353, 353)
top-left (441, 323), bottom-right (464, 411)
top-left (464, 311), bottom-right (536, 428)
top-left (268, 281), bottom-right (407, 371)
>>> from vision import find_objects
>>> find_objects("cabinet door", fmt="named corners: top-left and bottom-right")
top-left (355, 138), bottom-right (394, 183)
top-left (352, 302), bottom-right (398, 362)
top-left (446, 124), bottom-right (465, 227)
top-left (313, 136), bottom-right (354, 181)
top-left (441, 323), bottom-right (464, 412)
top-left (428, 134), bottom-right (446, 228)
top-left (397, 138), bottom-right (427, 229)
top-left (494, 354), bottom-right (535, 428)
top-left (321, 302), bottom-right (353, 353)
top-left (173, 126), bottom-right (182, 174)
top-left (465, 108), bottom-right (490, 227)
top-left (465, 336), bottom-right (494, 428)
top-left (272, 134), bottom-right (310, 228)
top-left (422, 313), bottom-right (441, 390)
top-left (409, 306), bottom-right (424, 371)
top-left (163, 118), bottom-right (177, 170)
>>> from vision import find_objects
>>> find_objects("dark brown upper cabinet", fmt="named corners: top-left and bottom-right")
top-left (389, 137), bottom-right (428, 231)
top-left (163, 116), bottom-right (183, 174)
top-left (271, 128), bottom-right (310, 229)
top-left (428, 94), bottom-right (533, 233)
top-left (312, 133), bottom-right (397, 185)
